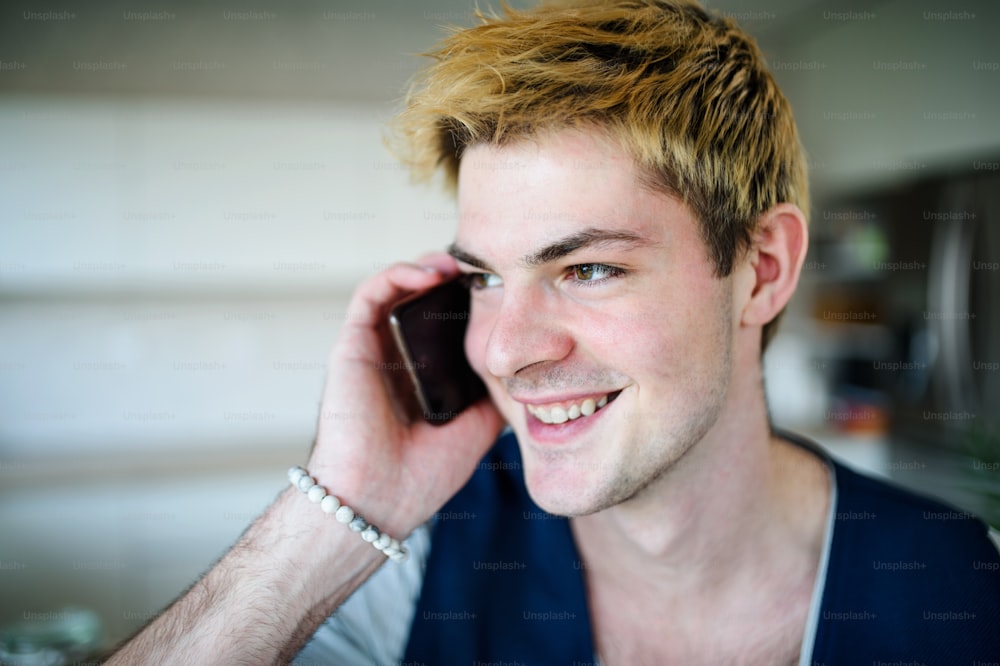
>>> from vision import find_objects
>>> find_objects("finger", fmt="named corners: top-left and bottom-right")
top-left (415, 251), bottom-right (459, 276)
top-left (342, 262), bottom-right (443, 333)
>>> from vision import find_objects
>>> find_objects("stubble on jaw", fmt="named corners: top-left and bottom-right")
top-left (529, 280), bottom-right (736, 518)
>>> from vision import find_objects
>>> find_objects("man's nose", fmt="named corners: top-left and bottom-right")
top-left (483, 287), bottom-right (573, 379)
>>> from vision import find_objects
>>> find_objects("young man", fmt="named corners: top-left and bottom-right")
top-left (109, 1), bottom-right (1000, 664)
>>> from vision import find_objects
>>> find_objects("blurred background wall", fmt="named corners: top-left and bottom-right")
top-left (1, 0), bottom-right (998, 656)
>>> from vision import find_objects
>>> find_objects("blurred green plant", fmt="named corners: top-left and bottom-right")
top-left (959, 423), bottom-right (1000, 531)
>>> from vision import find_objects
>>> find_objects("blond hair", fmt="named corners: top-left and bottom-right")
top-left (391, 0), bottom-right (809, 348)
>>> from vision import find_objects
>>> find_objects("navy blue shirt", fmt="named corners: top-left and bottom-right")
top-left (404, 432), bottom-right (1000, 665)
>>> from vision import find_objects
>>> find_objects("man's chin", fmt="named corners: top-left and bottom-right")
top-left (521, 462), bottom-right (606, 518)
top-left (509, 418), bottom-right (621, 515)
top-left (526, 489), bottom-right (592, 518)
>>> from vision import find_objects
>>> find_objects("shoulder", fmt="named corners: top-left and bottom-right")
top-left (780, 429), bottom-right (999, 561)
top-left (814, 457), bottom-right (1000, 662)
top-left (831, 458), bottom-right (998, 560)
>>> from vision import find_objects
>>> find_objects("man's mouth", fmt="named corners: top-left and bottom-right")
top-left (523, 390), bottom-right (623, 424)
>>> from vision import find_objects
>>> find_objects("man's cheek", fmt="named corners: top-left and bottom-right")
top-left (464, 317), bottom-right (513, 419)
top-left (464, 314), bottom-right (491, 379)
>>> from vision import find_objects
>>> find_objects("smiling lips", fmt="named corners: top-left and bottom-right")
top-left (524, 390), bottom-right (621, 424)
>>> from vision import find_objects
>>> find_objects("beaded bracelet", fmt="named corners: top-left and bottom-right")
top-left (287, 465), bottom-right (409, 563)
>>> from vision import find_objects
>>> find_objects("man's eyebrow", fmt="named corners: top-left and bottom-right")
top-left (449, 228), bottom-right (652, 273)
top-left (447, 243), bottom-right (495, 272)
top-left (523, 228), bottom-right (651, 266)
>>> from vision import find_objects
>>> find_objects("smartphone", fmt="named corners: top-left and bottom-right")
top-left (388, 277), bottom-right (488, 424)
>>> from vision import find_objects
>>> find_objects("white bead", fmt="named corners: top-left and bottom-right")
top-left (320, 495), bottom-right (340, 514)
top-left (335, 505), bottom-right (354, 524)
top-left (307, 485), bottom-right (326, 503)
top-left (284, 465), bottom-right (408, 565)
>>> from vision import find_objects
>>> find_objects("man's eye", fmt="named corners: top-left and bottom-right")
top-left (570, 264), bottom-right (624, 282)
top-left (465, 272), bottom-right (503, 290)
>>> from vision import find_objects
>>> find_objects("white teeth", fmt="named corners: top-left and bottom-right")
top-left (526, 393), bottom-right (612, 424)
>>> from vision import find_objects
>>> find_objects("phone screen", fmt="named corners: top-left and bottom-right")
top-left (388, 278), bottom-right (488, 424)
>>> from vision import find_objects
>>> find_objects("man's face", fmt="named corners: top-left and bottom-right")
top-left (452, 129), bottom-right (737, 516)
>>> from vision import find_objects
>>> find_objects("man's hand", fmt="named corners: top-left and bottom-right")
top-left (307, 252), bottom-right (504, 537)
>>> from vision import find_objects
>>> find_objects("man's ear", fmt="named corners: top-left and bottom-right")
top-left (740, 203), bottom-right (809, 329)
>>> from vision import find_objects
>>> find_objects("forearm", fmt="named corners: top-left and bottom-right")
top-left (107, 486), bottom-right (387, 665)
